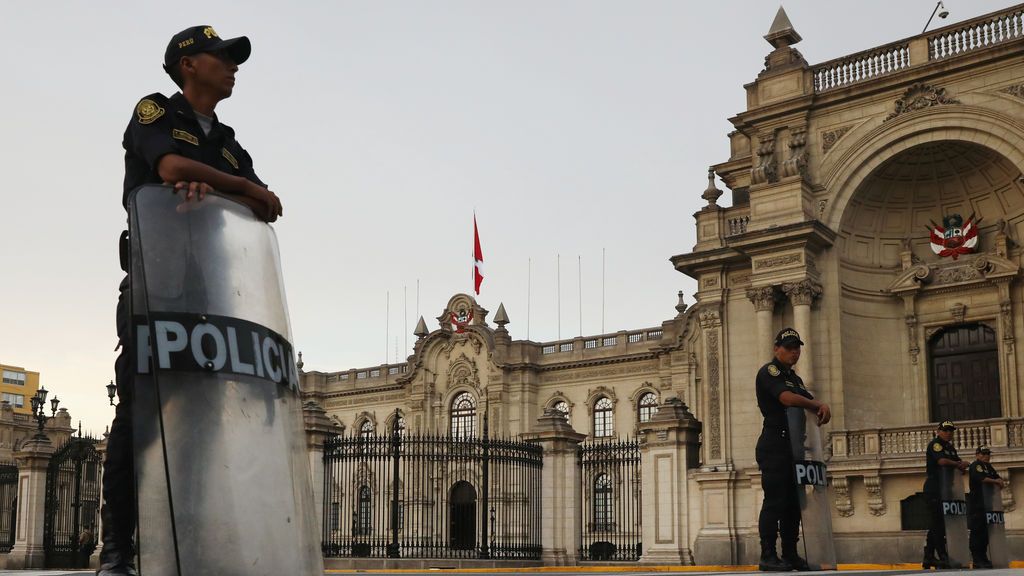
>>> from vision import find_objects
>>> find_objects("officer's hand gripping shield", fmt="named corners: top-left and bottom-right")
top-left (128, 185), bottom-right (323, 576)
top-left (786, 407), bottom-right (836, 570)
top-left (981, 482), bottom-right (1008, 567)
top-left (938, 466), bottom-right (970, 568)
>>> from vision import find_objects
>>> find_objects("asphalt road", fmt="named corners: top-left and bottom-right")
top-left (1, 570), bottom-right (1020, 576)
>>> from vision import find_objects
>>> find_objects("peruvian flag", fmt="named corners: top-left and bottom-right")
top-left (473, 214), bottom-right (484, 295)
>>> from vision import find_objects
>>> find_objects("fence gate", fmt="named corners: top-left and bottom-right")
top-left (0, 463), bottom-right (17, 553)
top-left (323, 412), bottom-right (543, 560)
top-left (578, 438), bottom-right (642, 561)
top-left (44, 437), bottom-right (101, 568)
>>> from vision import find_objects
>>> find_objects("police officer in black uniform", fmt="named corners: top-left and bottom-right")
top-left (968, 446), bottom-right (1005, 568)
top-left (755, 328), bottom-right (831, 572)
top-left (101, 25), bottom-right (282, 576)
top-left (921, 421), bottom-right (968, 569)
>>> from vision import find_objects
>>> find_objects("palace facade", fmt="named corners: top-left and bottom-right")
top-left (302, 4), bottom-right (1024, 563)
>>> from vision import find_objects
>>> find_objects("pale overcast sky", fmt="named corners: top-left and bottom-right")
top-left (0, 0), bottom-right (1010, 433)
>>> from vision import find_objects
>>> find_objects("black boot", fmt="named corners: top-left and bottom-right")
top-left (759, 541), bottom-right (793, 572)
top-left (782, 543), bottom-right (811, 571)
top-left (96, 533), bottom-right (137, 576)
top-left (922, 546), bottom-right (938, 569)
top-left (934, 546), bottom-right (952, 570)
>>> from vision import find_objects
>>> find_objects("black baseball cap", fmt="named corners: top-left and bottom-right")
top-left (774, 328), bottom-right (804, 347)
top-left (938, 420), bottom-right (956, 431)
top-left (163, 25), bottom-right (251, 71)
top-left (976, 446), bottom-right (992, 455)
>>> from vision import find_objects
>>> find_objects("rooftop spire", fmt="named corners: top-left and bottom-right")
top-left (764, 6), bottom-right (802, 48)
top-left (414, 316), bottom-right (429, 339)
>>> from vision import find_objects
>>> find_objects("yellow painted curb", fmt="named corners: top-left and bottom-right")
top-left (326, 562), bottom-right (946, 573)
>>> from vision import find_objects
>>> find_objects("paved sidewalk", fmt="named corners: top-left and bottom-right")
top-left (0, 571), bottom-right (1021, 576)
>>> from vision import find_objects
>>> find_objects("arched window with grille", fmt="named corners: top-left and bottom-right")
top-left (358, 419), bottom-right (374, 439)
top-left (593, 473), bottom-right (612, 532)
top-left (593, 396), bottom-right (614, 438)
top-left (552, 400), bottom-right (569, 417)
top-left (387, 414), bottom-right (407, 436)
top-left (450, 392), bottom-right (477, 438)
top-left (355, 485), bottom-right (372, 536)
top-left (638, 392), bottom-right (658, 424)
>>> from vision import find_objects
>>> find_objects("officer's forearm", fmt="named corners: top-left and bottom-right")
top-left (983, 477), bottom-right (1004, 485)
top-left (157, 154), bottom-right (254, 196)
top-left (778, 391), bottom-right (821, 410)
top-left (937, 458), bottom-right (961, 467)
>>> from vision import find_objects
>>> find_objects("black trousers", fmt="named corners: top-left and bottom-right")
top-left (924, 492), bottom-right (946, 554)
top-left (101, 276), bottom-right (136, 555)
top-left (968, 512), bottom-right (989, 561)
top-left (756, 433), bottom-right (801, 550)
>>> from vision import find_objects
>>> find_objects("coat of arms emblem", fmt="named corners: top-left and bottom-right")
top-left (928, 213), bottom-right (981, 260)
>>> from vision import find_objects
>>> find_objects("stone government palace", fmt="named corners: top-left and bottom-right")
top-left (300, 3), bottom-right (1024, 565)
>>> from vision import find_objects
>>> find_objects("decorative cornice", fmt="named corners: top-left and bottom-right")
top-left (782, 279), bottom-right (822, 306)
top-left (821, 125), bottom-right (852, 154)
top-left (746, 286), bottom-right (779, 312)
top-left (884, 83), bottom-right (960, 121)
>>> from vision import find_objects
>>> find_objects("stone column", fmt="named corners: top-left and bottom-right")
top-left (746, 286), bottom-right (778, 358)
top-left (638, 398), bottom-right (702, 565)
top-left (782, 280), bottom-right (821, 390)
top-left (522, 410), bottom-right (587, 566)
top-left (8, 435), bottom-right (55, 569)
top-left (303, 400), bottom-right (343, 537)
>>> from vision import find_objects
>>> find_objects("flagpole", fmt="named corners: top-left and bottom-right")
top-left (602, 247), bottom-right (606, 333)
top-left (385, 291), bottom-right (389, 384)
top-left (527, 258), bottom-right (532, 340)
top-left (404, 285), bottom-right (408, 359)
top-left (557, 254), bottom-right (561, 340)
top-left (578, 255), bottom-right (582, 337)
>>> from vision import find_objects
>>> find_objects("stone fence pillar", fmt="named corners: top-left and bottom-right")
top-left (638, 397), bottom-right (702, 565)
top-left (523, 409), bottom-right (587, 566)
top-left (303, 400), bottom-right (342, 537)
top-left (7, 435), bottom-right (55, 569)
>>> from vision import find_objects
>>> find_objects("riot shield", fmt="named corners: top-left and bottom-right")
top-left (128, 185), bottom-right (323, 576)
top-left (786, 407), bottom-right (836, 570)
top-left (982, 483), bottom-right (1008, 568)
top-left (938, 466), bottom-right (970, 568)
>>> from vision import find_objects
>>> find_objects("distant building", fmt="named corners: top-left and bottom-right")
top-left (0, 364), bottom-right (40, 416)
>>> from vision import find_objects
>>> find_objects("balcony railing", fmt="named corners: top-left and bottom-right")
top-left (812, 41), bottom-right (911, 93)
top-left (831, 418), bottom-right (1023, 460)
top-left (929, 7), bottom-right (1024, 60)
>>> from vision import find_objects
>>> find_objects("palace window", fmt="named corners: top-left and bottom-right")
top-left (358, 419), bottom-right (374, 439)
top-left (355, 485), bottom-right (372, 536)
top-left (593, 396), bottom-right (614, 438)
top-left (1, 371), bottom-right (25, 386)
top-left (593, 473), bottom-right (613, 532)
top-left (638, 392), bottom-right (658, 423)
top-left (450, 392), bottom-right (477, 439)
top-left (553, 400), bottom-right (569, 417)
top-left (1, 393), bottom-right (23, 408)
top-left (388, 414), bottom-right (407, 436)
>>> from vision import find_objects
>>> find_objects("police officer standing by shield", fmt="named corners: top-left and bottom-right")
top-left (102, 25), bottom-right (282, 576)
top-left (755, 328), bottom-right (831, 571)
top-left (922, 421), bottom-right (968, 569)
top-left (968, 446), bottom-right (1006, 568)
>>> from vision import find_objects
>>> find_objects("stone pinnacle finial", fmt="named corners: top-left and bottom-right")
top-left (494, 303), bottom-right (510, 327)
top-left (296, 351), bottom-right (304, 371)
top-left (675, 290), bottom-right (688, 317)
top-left (414, 316), bottom-right (429, 339)
top-left (764, 6), bottom-right (801, 48)
top-left (702, 168), bottom-right (723, 207)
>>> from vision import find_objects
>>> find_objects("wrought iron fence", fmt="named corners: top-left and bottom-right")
top-left (578, 438), bottom-right (642, 561)
top-left (0, 463), bottom-right (17, 553)
top-left (44, 437), bottom-right (101, 568)
top-left (323, 411), bottom-right (542, 560)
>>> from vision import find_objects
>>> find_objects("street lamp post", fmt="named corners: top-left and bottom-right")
top-left (106, 380), bottom-right (117, 406)
top-left (30, 386), bottom-right (60, 440)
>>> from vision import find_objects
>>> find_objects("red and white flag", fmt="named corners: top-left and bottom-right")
top-left (473, 214), bottom-right (484, 295)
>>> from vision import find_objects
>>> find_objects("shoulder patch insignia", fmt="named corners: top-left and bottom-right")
top-left (172, 129), bottom-right (199, 146)
top-left (768, 365), bottom-right (780, 377)
top-left (221, 148), bottom-right (239, 170)
top-left (136, 99), bottom-right (165, 125)
top-left (932, 443), bottom-right (943, 452)
top-left (976, 464), bottom-right (984, 472)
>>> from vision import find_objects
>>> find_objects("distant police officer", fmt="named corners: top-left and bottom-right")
top-left (755, 328), bottom-right (831, 571)
top-left (101, 25), bottom-right (282, 576)
top-left (968, 446), bottom-right (1005, 568)
top-left (922, 421), bottom-right (968, 569)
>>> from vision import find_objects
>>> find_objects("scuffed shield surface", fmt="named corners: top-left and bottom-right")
top-left (787, 407), bottom-right (836, 570)
top-left (128, 185), bottom-right (322, 576)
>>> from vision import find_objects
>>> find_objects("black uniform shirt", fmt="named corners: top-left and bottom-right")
top-left (756, 357), bottom-right (813, 432)
top-left (924, 436), bottom-right (960, 494)
top-left (122, 92), bottom-right (265, 208)
top-left (968, 459), bottom-right (1001, 509)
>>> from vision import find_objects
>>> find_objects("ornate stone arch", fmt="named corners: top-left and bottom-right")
top-left (584, 386), bottom-right (619, 415)
top-left (822, 106), bottom-right (1024, 231)
top-left (544, 390), bottom-right (575, 414)
top-left (443, 353), bottom-right (483, 403)
top-left (353, 411), bottom-right (376, 434)
top-left (630, 383), bottom-right (660, 426)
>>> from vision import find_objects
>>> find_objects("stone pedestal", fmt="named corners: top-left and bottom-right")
top-left (303, 400), bottom-right (343, 536)
top-left (638, 398), bottom-right (702, 565)
top-left (522, 410), bottom-right (587, 566)
top-left (7, 435), bottom-right (55, 569)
